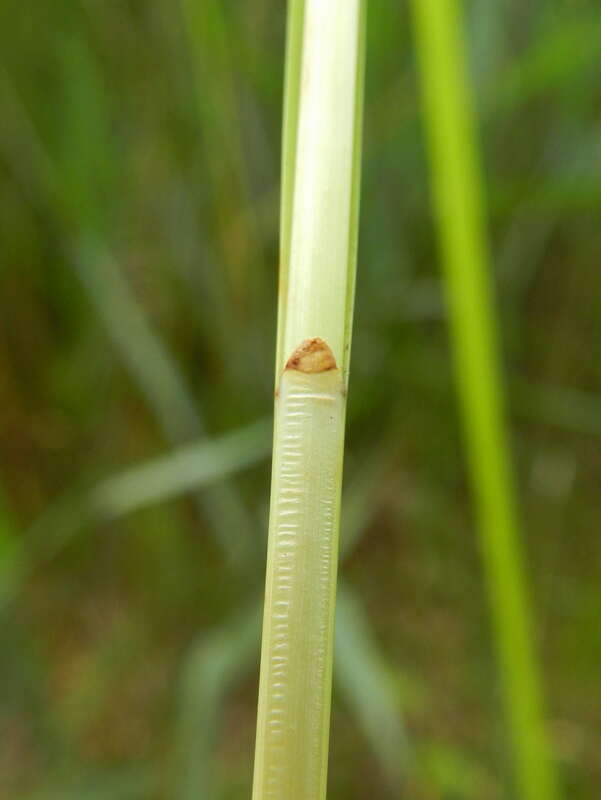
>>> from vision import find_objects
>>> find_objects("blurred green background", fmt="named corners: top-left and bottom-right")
top-left (1, 0), bottom-right (600, 797)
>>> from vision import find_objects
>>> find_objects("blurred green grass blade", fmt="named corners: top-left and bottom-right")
top-left (22, 766), bottom-right (155, 800)
top-left (340, 442), bottom-right (395, 560)
top-left (92, 417), bottom-right (271, 519)
top-left (418, 742), bottom-right (495, 798)
top-left (334, 583), bottom-right (410, 789)
top-left (74, 239), bottom-right (202, 443)
top-left (57, 617), bottom-right (145, 739)
top-left (174, 602), bottom-right (261, 800)
top-left (0, 67), bottom-right (255, 564)
top-left (0, 485), bottom-right (20, 606)
top-left (469, 0), bottom-right (505, 94)
top-left (497, 14), bottom-right (601, 110)
top-left (180, 0), bottom-right (260, 302)
top-left (172, 581), bottom-right (408, 799)
top-left (180, 0), bottom-right (245, 195)
top-left (56, 33), bottom-right (114, 233)
top-left (0, 66), bottom-right (61, 209)
top-left (514, 380), bottom-right (601, 439)
top-left (73, 240), bottom-right (256, 565)
top-left (73, 239), bottom-right (256, 564)
top-left (409, 1), bottom-right (558, 799)
top-left (5, 419), bottom-right (270, 607)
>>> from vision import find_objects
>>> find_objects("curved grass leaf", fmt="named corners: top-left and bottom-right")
top-left (334, 583), bottom-right (410, 790)
top-left (174, 603), bottom-right (261, 800)
top-left (0, 67), bottom-right (255, 566)
top-left (90, 418), bottom-right (271, 520)
top-left (0, 419), bottom-right (270, 609)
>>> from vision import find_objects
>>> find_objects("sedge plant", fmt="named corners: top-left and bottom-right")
top-left (409, 0), bottom-right (559, 798)
top-left (252, 1), bottom-right (366, 798)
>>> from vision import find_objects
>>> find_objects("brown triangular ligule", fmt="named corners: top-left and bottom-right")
top-left (285, 338), bottom-right (337, 373)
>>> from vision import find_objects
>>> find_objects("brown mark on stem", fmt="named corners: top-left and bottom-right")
top-left (285, 338), bottom-right (337, 373)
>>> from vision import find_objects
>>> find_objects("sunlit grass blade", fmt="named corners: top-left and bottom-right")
top-left (408, 0), bottom-right (558, 798)
top-left (252, 1), bottom-right (366, 797)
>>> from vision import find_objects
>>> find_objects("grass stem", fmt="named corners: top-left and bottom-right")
top-left (409, 0), bottom-right (558, 797)
top-left (252, 2), bottom-right (365, 797)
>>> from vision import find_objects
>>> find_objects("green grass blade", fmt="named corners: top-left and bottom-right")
top-left (174, 603), bottom-right (261, 800)
top-left (408, 1), bottom-right (559, 798)
top-left (0, 486), bottom-right (19, 607)
top-left (0, 67), bottom-right (255, 566)
top-left (514, 380), bottom-right (601, 439)
top-left (21, 766), bottom-right (155, 800)
top-left (72, 239), bottom-right (255, 565)
top-left (180, 0), bottom-right (261, 305)
top-left (91, 418), bottom-right (271, 520)
top-left (74, 239), bottom-right (203, 443)
top-left (340, 441), bottom-right (396, 560)
top-left (334, 583), bottom-right (410, 789)
top-left (3, 419), bottom-right (270, 609)
top-left (172, 581), bottom-right (409, 800)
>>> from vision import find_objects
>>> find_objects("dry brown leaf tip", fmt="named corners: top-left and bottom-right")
top-left (285, 338), bottom-right (338, 373)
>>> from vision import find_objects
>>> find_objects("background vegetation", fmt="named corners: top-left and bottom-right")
top-left (1, 0), bottom-right (600, 797)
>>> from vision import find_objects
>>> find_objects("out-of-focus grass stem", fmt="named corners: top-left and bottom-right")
top-left (409, 0), bottom-right (558, 798)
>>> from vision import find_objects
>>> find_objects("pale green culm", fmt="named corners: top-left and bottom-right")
top-left (252, 0), bottom-right (366, 797)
